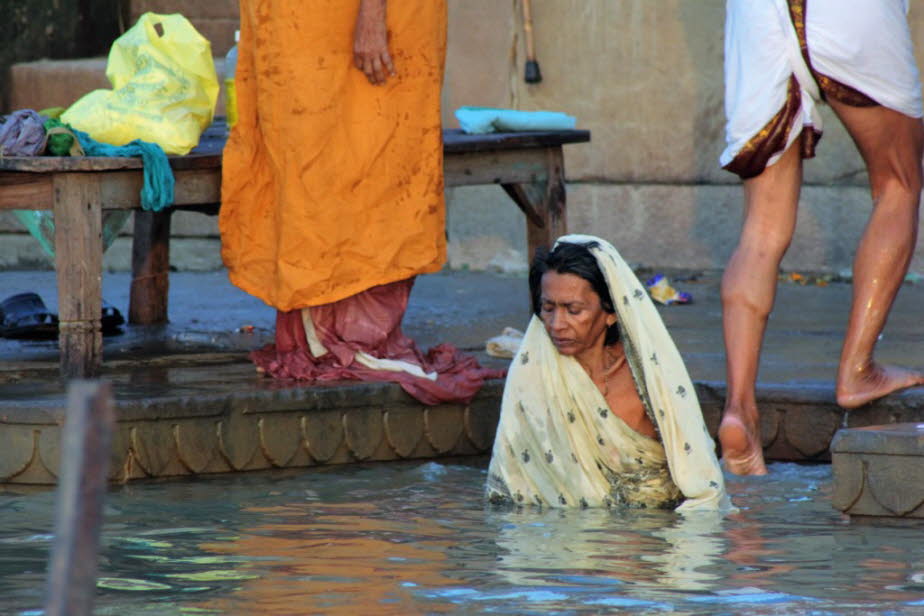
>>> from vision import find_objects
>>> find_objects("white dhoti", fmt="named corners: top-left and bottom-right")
top-left (722, 0), bottom-right (923, 178)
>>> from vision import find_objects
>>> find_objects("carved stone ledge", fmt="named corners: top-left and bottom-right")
top-left (0, 380), bottom-right (505, 485)
top-left (697, 381), bottom-right (848, 463)
top-left (13, 375), bottom-right (924, 486)
top-left (832, 423), bottom-right (924, 521)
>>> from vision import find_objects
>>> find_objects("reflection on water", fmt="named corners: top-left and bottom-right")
top-left (1, 460), bottom-right (923, 615)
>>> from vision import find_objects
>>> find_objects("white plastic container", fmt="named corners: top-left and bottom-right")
top-left (224, 30), bottom-right (240, 131)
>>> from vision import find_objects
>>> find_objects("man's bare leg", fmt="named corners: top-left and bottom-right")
top-left (719, 144), bottom-right (803, 475)
top-left (828, 101), bottom-right (924, 408)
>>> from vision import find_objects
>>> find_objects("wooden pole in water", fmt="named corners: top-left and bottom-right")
top-left (45, 380), bottom-right (115, 616)
top-left (522, 0), bottom-right (543, 83)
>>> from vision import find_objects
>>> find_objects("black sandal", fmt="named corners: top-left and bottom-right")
top-left (0, 292), bottom-right (59, 340)
top-left (0, 293), bottom-right (126, 339)
top-left (101, 299), bottom-right (125, 336)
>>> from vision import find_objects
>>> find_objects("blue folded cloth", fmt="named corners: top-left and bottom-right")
top-left (455, 106), bottom-right (577, 134)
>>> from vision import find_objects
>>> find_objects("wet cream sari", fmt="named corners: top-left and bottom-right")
top-left (486, 235), bottom-right (732, 512)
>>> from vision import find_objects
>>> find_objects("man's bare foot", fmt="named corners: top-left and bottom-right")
top-left (718, 412), bottom-right (768, 476)
top-left (836, 362), bottom-right (924, 409)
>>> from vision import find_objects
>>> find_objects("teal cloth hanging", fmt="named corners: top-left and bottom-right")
top-left (72, 127), bottom-right (175, 211)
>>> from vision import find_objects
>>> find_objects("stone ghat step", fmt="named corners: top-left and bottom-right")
top-left (0, 360), bottom-right (503, 485)
top-left (696, 381), bottom-right (924, 465)
top-left (10, 57), bottom-right (229, 117)
top-left (831, 423), bottom-right (924, 523)
top-left (3, 356), bottom-right (924, 485)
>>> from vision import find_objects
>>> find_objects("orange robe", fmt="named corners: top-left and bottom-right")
top-left (220, 0), bottom-right (448, 311)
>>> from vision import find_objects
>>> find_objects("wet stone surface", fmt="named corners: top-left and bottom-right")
top-left (3, 268), bottom-right (924, 484)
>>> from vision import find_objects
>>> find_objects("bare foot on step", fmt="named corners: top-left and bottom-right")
top-left (836, 362), bottom-right (924, 409)
top-left (718, 412), bottom-right (768, 476)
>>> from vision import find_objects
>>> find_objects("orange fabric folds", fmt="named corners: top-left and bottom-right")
top-left (220, 0), bottom-right (448, 310)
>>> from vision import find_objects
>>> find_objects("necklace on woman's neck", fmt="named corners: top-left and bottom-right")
top-left (599, 347), bottom-right (626, 398)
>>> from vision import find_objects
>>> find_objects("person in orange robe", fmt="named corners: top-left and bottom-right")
top-left (220, 0), bottom-right (502, 404)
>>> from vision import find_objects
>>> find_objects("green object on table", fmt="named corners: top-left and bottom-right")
top-left (43, 118), bottom-right (82, 157)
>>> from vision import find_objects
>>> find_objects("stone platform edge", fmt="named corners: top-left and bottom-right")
top-left (5, 378), bottom-right (924, 485)
top-left (0, 379), bottom-right (504, 485)
top-left (831, 423), bottom-right (924, 521)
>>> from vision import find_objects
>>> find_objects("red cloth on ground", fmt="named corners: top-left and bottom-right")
top-left (251, 278), bottom-right (505, 405)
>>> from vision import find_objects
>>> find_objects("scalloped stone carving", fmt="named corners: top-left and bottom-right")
top-left (174, 422), bottom-right (218, 473)
top-left (343, 408), bottom-right (384, 461)
top-left (384, 408), bottom-right (423, 458)
top-left (424, 406), bottom-right (464, 453)
top-left (38, 426), bottom-right (63, 480)
top-left (831, 455), bottom-right (864, 512)
top-left (106, 425), bottom-right (131, 481)
top-left (866, 456), bottom-right (924, 516)
top-left (217, 409), bottom-right (260, 471)
top-left (0, 426), bottom-right (41, 481)
top-left (761, 407), bottom-right (783, 449)
top-left (784, 408), bottom-right (841, 458)
top-left (130, 424), bottom-right (177, 476)
top-left (463, 403), bottom-right (500, 451)
top-left (258, 415), bottom-right (302, 467)
top-left (302, 411), bottom-right (344, 462)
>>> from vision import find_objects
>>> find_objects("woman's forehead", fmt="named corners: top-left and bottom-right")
top-left (540, 271), bottom-right (599, 301)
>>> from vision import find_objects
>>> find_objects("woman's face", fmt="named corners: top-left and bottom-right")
top-left (539, 271), bottom-right (616, 357)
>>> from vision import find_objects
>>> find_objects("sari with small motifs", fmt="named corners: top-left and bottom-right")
top-left (486, 235), bottom-right (732, 512)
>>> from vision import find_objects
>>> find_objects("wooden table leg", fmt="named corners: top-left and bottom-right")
top-left (129, 209), bottom-right (172, 325)
top-left (501, 146), bottom-right (567, 261)
top-left (53, 173), bottom-right (103, 379)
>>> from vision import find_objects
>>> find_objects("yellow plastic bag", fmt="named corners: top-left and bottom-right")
top-left (61, 13), bottom-right (219, 155)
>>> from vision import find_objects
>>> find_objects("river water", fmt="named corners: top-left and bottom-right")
top-left (2, 459), bottom-right (922, 615)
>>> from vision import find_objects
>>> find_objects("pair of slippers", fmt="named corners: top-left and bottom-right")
top-left (0, 292), bottom-right (124, 339)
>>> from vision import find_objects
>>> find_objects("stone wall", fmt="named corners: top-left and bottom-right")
top-left (130, 0), bottom-right (239, 57)
top-left (441, 1), bottom-right (924, 275)
top-left (0, 0), bottom-right (125, 112)
top-left (5, 0), bottom-right (924, 275)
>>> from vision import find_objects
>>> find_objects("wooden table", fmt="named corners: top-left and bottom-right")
top-left (0, 125), bottom-right (590, 377)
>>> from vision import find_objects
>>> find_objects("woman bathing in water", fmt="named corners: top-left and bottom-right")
top-left (486, 235), bottom-right (732, 512)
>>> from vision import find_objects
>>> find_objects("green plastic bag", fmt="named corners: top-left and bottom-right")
top-left (13, 210), bottom-right (131, 260)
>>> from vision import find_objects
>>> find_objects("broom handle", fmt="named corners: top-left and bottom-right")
top-left (522, 0), bottom-right (537, 62)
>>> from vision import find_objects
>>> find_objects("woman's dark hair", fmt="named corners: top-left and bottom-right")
top-left (529, 241), bottom-right (620, 345)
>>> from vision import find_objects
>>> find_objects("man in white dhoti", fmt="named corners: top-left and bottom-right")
top-left (720, 0), bottom-right (924, 475)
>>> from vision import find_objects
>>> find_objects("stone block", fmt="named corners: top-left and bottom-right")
top-left (10, 58), bottom-right (110, 112)
top-left (831, 423), bottom-right (924, 521)
top-left (187, 18), bottom-right (239, 57)
top-left (696, 381), bottom-right (846, 463)
top-left (0, 0), bottom-right (122, 113)
top-left (0, 235), bottom-right (54, 269)
top-left (566, 182), bottom-right (899, 273)
top-left (0, 212), bottom-right (25, 234)
top-left (132, 0), bottom-right (239, 21)
top-left (445, 185), bottom-right (526, 272)
top-left (100, 237), bottom-right (224, 272)
top-left (10, 56), bottom-right (228, 119)
top-left (170, 210), bottom-right (220, 237)
top-left (442, 1), bottom-right (517, 130)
